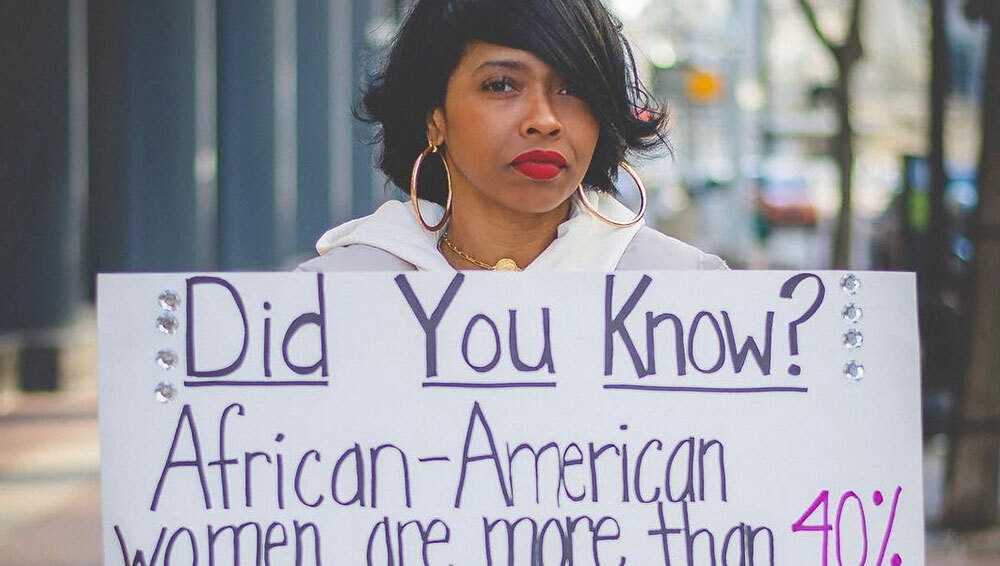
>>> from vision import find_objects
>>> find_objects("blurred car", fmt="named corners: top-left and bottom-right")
top-left (752, 174), bottom-right (819, 236)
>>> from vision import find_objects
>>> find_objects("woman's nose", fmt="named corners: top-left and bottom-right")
top-left (520, 90), bottom-right (562, 138)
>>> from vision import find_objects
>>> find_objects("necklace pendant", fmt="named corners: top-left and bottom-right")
top-left (493, 258), bottom-right (520, 271)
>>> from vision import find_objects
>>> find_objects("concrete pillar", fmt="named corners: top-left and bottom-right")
top-left (0, 1), bottom-right (87, 390)
top-left (88, 0), bottom-right (207, 274)
top-left (352, 0), bottom-right (379, 217)
top-left (217, 0), bottom-right (299, 269)
top-left (296, 0), bottom-right (334, 255)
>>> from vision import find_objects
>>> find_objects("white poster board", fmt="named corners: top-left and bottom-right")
top-left (98, 271), bottom-right (923, 566)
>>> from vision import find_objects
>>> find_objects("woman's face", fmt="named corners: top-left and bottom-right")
top-left (428, 41), bottom-right (600, 217)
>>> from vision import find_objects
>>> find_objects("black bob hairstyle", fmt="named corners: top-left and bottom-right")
top-left (360, 0), bottom-right (671, 206)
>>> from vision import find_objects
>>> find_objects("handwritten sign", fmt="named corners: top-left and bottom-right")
top-left (98, 271), bottom-right (923, 565)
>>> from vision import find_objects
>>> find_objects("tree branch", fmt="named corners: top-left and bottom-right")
top-left (844, 0), bottom-right (865, 63)
top-left (848, 0), bottom-right (864, 38)
top-left (797, 0), bottom-right (836, 55)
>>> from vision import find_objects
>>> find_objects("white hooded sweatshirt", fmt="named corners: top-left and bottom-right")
top-left (296, 191), bottom-right (727, 272)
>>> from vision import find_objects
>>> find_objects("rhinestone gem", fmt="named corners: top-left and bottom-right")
top-left (155, 381), bottom-right (177, 403)
top-left (842, 329), bottom-right (864, 349)
top-left (840, 274), bottom-right (861, 295)
top-left (156, 313), bottom-right (178, 335)
top-left (841, 303), bottom-right (863, 323)
top-left (843, 360), bottom-right (864, 383)
top-left (156, 349), bottom-right (178, 369)
top-left (158, 290), bottom-right (181, 311)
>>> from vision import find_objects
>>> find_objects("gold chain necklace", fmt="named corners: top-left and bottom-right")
top-left (440, 232), bottom-right (521, 271)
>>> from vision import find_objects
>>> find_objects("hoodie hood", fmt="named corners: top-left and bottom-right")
top-left (315, 191), bottom-right (644, 271)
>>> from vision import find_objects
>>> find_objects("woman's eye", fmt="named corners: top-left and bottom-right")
top-left (482, 78), bottom-right (516, 93)
top-left (557, 84), bottom-right (581, 97)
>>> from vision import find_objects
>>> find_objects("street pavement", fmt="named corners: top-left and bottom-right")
top-left (0, 318), bottom-right (998, 565)
top-left (0, 387), bottom-right (101, 565)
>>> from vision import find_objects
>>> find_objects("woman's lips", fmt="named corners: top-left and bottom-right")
top-left (513, 162), bottom-right (563, 180)
top-left (511, 150), bottom-right (567, 181)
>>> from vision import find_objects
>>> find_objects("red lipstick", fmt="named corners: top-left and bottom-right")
top-left (511, 150), bottom-right (567, 180)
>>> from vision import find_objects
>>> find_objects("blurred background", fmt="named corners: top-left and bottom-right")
top-left (0, 0), bottom-right (997, 563)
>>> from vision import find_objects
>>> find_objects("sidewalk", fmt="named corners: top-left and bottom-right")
top-left (0, 314), bottom-right (998, 565)
top-left (0, 390), bottom-right (101, 565)
top-left (0, 308), bottom-right (101, 565)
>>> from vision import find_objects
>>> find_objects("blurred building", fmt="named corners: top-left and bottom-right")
top-left (617, 0), bottom-right (980, 269)
top-left (1, 0), bottom-right (401, 389)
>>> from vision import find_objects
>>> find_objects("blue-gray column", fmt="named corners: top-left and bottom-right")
top-left (124, 1), bottom-right (201, 271)
top-left (0, 1), bottom-right (86, 332)
top-left (88, 0), bottom-right (213, 278)
top-left (352, 0), bottom-right (378, 217)
top-left (217, 1), bottom-right (279, 269)
top-left (292, 0), bottom-right (377, 258)
top-left (1, 1), bottom-right (87, 390)
top-left (87, 0), bottom-right (129, 279)
top-left (296, 0), bottom-right (333, 255)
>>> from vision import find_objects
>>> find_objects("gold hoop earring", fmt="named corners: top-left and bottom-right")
top-left (575, 162), bottom-right (647, 227)
top-left (410, 142), bottom-right (453, 232)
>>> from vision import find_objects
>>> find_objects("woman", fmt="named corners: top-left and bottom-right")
top-left (298, 0), bottom-right (726, 273)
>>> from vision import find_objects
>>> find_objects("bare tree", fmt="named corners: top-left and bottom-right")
top-left (926, 0), bottom-right (950, 308)
top-left (795, 0), bottom-right (865, 268)
top-left (942, 0), bottom-right (1000, 529)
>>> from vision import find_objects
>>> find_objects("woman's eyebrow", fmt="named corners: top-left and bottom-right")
top-left (472, 59), bottom-right (529, 74)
